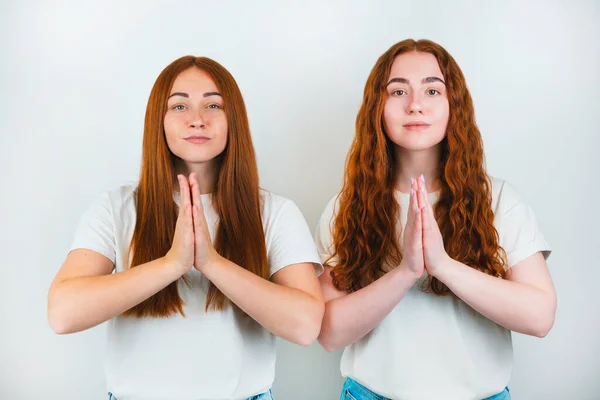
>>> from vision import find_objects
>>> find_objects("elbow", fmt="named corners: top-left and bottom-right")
top-left (532, 314), bottom-right (555, 338)
top-left (317, 326), bottom-right (345, 352)
top-left (317, 335), bottom-right (340, 353)
top-left (315, 307), bottom-right (344, 352)
top-left (316, 319), bottom-right (342, 352)
top-left (529, 297), bottom-right (557, 338)
top-left (294, 328), bottom-right (319, 347)
top-left (48, 307), bottom-right (74, 335)
top-left (47, 294), bottom-right (76, 335)
top-left (289, 300), bottom-right (324, 347)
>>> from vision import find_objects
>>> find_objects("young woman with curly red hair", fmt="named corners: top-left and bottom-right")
top-left (316, 39), bottom-right (556, 400)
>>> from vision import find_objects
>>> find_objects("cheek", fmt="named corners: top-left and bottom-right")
top-left (162, 115), bottom-right (179, 147)
top-left (214, 116), bottom-right (228, 143)
top-left (433, 100), bottom-right (450, 128)
top-left (383, 100), bottom-right (403, 132)
top-left (163, 116), bottom-right (174, 139)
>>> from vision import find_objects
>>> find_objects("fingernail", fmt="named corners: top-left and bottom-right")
top-left (416, 207), bottom-right (421, 214)
top-left (410, 188), bottom-right (414, 196)
top-left (410, 177), bottom-right (415, 185)
top-left (420, 174), bottom-right (425, 183)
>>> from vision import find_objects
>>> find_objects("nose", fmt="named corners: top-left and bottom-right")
top-left (406, 92), bottom-right (424, 115)
top-left (188, 108), bottom-right (206, 129)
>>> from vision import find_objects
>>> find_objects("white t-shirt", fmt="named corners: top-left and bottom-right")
top-left (315, 177), bottom-right (551, 400)
top-left (69, 184), bottom-right (323, 400)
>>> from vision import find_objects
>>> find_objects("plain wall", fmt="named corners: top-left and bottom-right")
top-left (1, 1), bottom-right (598, 399)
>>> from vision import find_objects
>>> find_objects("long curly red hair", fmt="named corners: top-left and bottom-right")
top-left (330, 39), bottom-right (506, 295)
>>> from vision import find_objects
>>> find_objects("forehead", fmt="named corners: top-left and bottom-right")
top-left (388, 51), bottom-right (443, 81)
top-left (170, 67), bottom-right (218, 93)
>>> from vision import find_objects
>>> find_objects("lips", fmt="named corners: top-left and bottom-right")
top-left (403, 121), bottom-right (431, 127)
top-left (184, 136), bottom-right (210, 144)
top-left (403, 121), bottom-right (431, 131)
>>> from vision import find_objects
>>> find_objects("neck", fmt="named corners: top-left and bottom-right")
top-left (174, 158), bottom-right (220, 194)
top-left (394, 144), bottom-right (442, 193)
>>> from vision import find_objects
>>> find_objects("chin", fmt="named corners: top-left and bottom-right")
top-left (393, 139), bottom-right (444, 152)
top-left (389, 132), bottom-right (446, 152)
top-left (173, 148), bottom-right (224, 164)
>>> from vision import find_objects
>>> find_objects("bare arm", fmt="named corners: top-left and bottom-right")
top-left (434, 252), bottom-right (556, 337)
top-left (418, 178), bottom-right (556, 337)
top-left (317, 177), bottom-right (426, 352)
top-left (47, 250), bottom-right (184, 334)
top-left (317, 264), bottom-right (420, 352)
top-left (48, 175), bottom-right (196, 334)
top-left (185, 172), bottom-right (324, 346)
top-left (201, 260), bottom-right (324, 346)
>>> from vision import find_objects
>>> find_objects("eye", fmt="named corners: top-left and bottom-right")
top-left (172, 104), bottom-right (186, 111)
top-left (427, 89), bottom-right (441, 96)
top-left (391, 89), bottom-right (407, 96)
top-left (207, 103), bottom-right (222, 109)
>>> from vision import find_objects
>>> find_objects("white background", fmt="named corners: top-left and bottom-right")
top-left (1, 1), bottom-right (598, 399)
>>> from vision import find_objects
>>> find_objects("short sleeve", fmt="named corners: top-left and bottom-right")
top-left (496, 182), bottom-right (551, 269)
top-left (315, 195), bottom-right (338, 267)
top-left (69, 192), bottom-right (117, 264)
top-left (266, 199), bottom-right (323, 277)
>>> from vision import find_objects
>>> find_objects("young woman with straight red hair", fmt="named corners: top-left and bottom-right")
top-left (316, 39), bottom-right (556, 400)
top-left (48, 56), bottom-right (324, 400)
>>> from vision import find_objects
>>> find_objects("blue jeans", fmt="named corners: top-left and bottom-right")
top-left (341, 377), bottom-right (510, 400)
top-left (108, 389), bottom-right (274, 399)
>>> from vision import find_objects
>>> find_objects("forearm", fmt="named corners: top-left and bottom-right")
top-left (201, 257), bottom-right (323, 346)
top-left (435, 257), bottom-right (556, 337)
top-left (48, 257), bottom-right (181, 334)
top-left (318, 264), bottom-right (419, 352)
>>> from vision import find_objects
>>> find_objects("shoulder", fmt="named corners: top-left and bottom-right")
top-left (107, 183), bottom-right (136, 202)
top-left (318, 192), bottom-right (341, 226)
top-left (101, 183), bottom-right (137, 210)
top-left (82, 183), bottom-right (137, 219)
top-left (315, 192), bottom-right (341, 245)
top-left (259, 189), bottom-right (297, 218)
top-left (489, 176), bottom-right (524, 215)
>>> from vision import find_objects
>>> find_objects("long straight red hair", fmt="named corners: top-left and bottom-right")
top-left (330, 39), bottom-right (506, 295)
top-left (123, 56), bottom-right (268, 317)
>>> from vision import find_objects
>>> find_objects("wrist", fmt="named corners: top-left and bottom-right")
top-left (429, 254), bottom-right (454, 281)
top-left (161, 255), bottom-right (189, 279)
top-left (197, 252), bottom-right (225, 275)
top-left (398, 260), bottom-right (423, 285)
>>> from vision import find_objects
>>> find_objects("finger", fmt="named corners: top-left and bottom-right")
top-left (180, 174), bottom-right (192, 212)
top-left (407, 177), bottom-right (416, 227)
top-left (419, 176), bottom-right (435, 219)
top-left (190, 175), bottom-right (211, 241)
top-left (409, 174), bottom-right (417, 201)
top-left (177, 175), bottom-right (186, 217)
top-left (189, 173), bottom-right (205, 216)
top-left (179, 177), bottom-right (195, 240)
top-left (179, 176), bottom-right (193, 231)
top-left (417, 174), bottom-right (427, 213)
top-left (416, 176), bottom-right (429, 233)
top-left (414, 187), bottom-right (423, 245)
top-left (185, 199), bottom-right (194, 240)
top-left (189, 173), bottom-right (208, 232)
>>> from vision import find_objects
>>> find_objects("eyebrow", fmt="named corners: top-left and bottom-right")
top-left (168, 91), bottom-right (221, 99)
top-left (386, 77), bottom-right (446, 86)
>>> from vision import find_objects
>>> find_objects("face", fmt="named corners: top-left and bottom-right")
top-left (164, 67), bottom-right (228, 164)
top-left (383, 51), bottom-right (449, 151)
